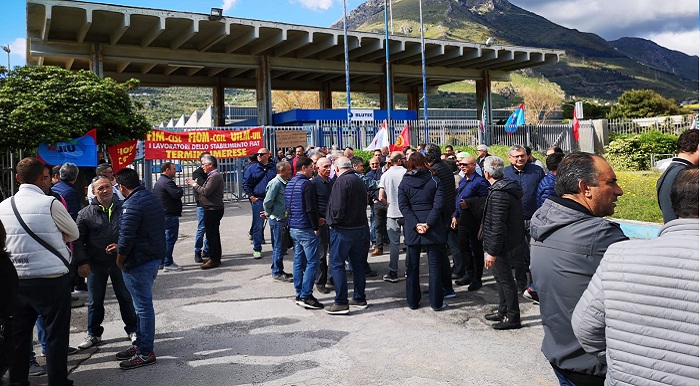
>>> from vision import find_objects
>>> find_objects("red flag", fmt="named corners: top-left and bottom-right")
top-left (572, 114), bottom-right (580, 142)
top-left (390, 124), bottom-right (410, 152)
top-left (107, 140), bottom-right (138, 171)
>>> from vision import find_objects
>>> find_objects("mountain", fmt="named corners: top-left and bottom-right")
top-left (609, 37), bottom-right (699, 82)
top-left (331, 0), bottom-right (698, 102)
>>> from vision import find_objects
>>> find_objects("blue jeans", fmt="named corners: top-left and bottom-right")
top-left (251, 200), bottom-right (265, 252)
top-left (194, 207), bottom-right (209, 254)
top-left (369, 203), bottom-right (376, 244)
top-left (36, 315), bottom-right (46, 353)
top-left (329, 227), bottom-right (369, 306)
top-left (406, 244), bottom-right (445, 310)
top-left (269, 218), bottom-right (287, 276)
top-left (87, 264), bottom-right (137, 337)
top-left (122, 262), bottom-right (159, 354)
top-left (552, 368), bottom-right (577, 386)
top-left (163, 215), bottom-right (179, 266)
top-left (290, 228), bottom-right (319, 298)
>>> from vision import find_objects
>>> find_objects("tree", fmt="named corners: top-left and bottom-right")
top-left (515, 83), bottom-right (564, 125)
top-left (0, 65), bottom-right (151, 151)
top-left (607, 89), bottom-right (684, 119)
top-left (561, 101), bottom-right (610, 120)
top-left (272, 90), bottom-right (319, 112)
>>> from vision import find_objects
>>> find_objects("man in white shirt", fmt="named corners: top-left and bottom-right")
top-left (378, 152), bottom-right (407, 283)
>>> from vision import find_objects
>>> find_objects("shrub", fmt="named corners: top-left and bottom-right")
top-left (604, 131), bottom-right (677, 170)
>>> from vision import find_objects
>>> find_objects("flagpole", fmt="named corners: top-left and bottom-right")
top-left (342, 0), bottom-right (352, 150)
top-left (419, 0), bottom-right (429, 143)
top-left (384, 0), bottom-right (393, 144)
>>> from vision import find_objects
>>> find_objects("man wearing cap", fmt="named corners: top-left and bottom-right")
top-left (243, 148), bottom-right (277, 259)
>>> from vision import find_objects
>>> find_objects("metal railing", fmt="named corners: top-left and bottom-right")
top-left (608, 115), bottom-right (692, 136)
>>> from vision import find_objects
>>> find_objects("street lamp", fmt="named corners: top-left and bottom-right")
top-left (2, 45), bottom-right (9, 70)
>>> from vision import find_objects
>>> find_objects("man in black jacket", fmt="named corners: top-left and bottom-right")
top-left (192, 152), bottom-right (210, 263)
top-left (114, 168), bottom-right (165, 369)
top-left (153, 162), bottom-right (183, 271)
top-left (325, 157), bottom-right (370, 315)
top-left (482, 156), bottom-right (526, 330)
top-left (74, 177), bottom-right (137, 350)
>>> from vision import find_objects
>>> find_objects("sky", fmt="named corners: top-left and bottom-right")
top-left (0, 0), bottom-right (697, 68)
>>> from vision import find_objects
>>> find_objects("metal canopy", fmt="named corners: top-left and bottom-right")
top-left (27, 0), bottom-right (564, 93)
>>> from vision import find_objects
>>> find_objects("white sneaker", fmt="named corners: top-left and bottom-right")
top-left (163, 263), bottom-right (183, 272)
top-left (128, 332), bottom-right (137, 343)
top-left (253, 251), bottom-right (262, 259)
top-left (78, 335), bottom-right (102, 349)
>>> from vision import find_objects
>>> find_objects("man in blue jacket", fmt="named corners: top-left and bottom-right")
top-left (153, 162), bottom-right (183, 271)
top-left (243, 148), bottom-right (277, 259)
top-left (114, 168), bottom-right (165, 370)
top-left (503, 144), bottom-right (545, 295)
top-left (286, 156), bottom-right (324, 310)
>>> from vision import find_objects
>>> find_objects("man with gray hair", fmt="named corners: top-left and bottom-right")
top-left (572, 168), bottom-right (699, 386)
top-left (263, 160), bottom-right (294, 282)
top-left (476, 144), bottom-right (490, 171)
top-left (530, 152), bottom-right (627, 384)
top-left (325, 156), bottom-right (370, 314)
top-left (186, 154), bottom-right (225, 269)
top-left (51, 162), bottom-right (82, 220)
top-left (87, 163), bottom-right (124, 201)
top-left (482, 156), bottom-right (527, 330)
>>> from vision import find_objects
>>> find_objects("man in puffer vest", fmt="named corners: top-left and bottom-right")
top-left (0, 157), bottom-right (79, 386)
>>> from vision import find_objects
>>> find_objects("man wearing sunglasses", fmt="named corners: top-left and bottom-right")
top-left (243, 148), bottom-right (277, 259)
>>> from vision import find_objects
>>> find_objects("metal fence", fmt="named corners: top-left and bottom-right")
top-left (8, 114), bottom-right (690, 203)
top-left (608, 115), bottom-right (693, 136)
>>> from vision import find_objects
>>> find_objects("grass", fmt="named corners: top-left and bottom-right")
top-left (611, 171), bottom-right (663, 223)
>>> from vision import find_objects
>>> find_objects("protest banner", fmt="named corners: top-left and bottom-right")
top-left (37, 129), bottom-right (98, 167)
top-left (145, 128), bottom-right (263, 160)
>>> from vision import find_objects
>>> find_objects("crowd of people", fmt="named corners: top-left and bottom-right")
top-left (0, 128), bottom-right (697, 386)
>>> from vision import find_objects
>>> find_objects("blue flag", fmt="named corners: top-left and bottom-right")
top-left (505, 104), bottom-right (525, 133)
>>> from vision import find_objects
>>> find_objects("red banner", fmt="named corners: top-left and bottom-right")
top-left (107, 140), bottom-right (138, 171)
top-left (144, 128), bottom-right (263, 160)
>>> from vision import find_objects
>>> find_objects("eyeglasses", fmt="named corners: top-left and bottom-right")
top-left (370, 163), bottom-right (379, 165)
top-left (510, 154), bottom-right (527, 159)
top-left (459, 163), bottom-right (475, 166)
top-left (257, 153), bottom-right (269, 156)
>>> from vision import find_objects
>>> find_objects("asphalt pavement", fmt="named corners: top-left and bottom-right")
top-left (18, 203), bottom-right (557, 386)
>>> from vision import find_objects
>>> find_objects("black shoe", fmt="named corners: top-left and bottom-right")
top-left (467, 280), bottom-right (482, 292)
top-left (455, 275), bottom-right (472, 286)
top-left (202, 251), bottom-right (211, 258)
top-left (316, 284), bottom-right (330, 294)
top-left (116, 345), bottom-right (139, 360)
top-left (194, 252), bottom-right (203, 263)
top-left (484, 312), bottom-right (505, 322)
top-left (299, 295), bottom-right (324, 310)
top-left (492, 317), bottom-right (522, 330)
top-left (451, 272), bottom-right (461, 279)
top-left (365, 269), bottom-right (379, 278)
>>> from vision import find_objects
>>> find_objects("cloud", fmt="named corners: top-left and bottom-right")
top-left (645, 31), bottom-right (700, 57)
top-left (8, 38), bottom-right (26, 61)
top-left (510, 0), bottom-right (699, 55)
top-left (291, 0), bottom-right (334, 12)
top-left (221, 0), bottom-right (240, 13)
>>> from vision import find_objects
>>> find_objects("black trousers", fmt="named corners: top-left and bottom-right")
top-left (204, 209), bottom-right (224, 262)
top-left (10, 274), bottom-right (73, 386)
top-left (492, 252), bottom-right (520, 321)
top-left (457, 215), bottom-right (485, 282)
top-left (373, 202), bottom-right (388, 247)
top-left (315, 224), bottom-right (330, 286)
